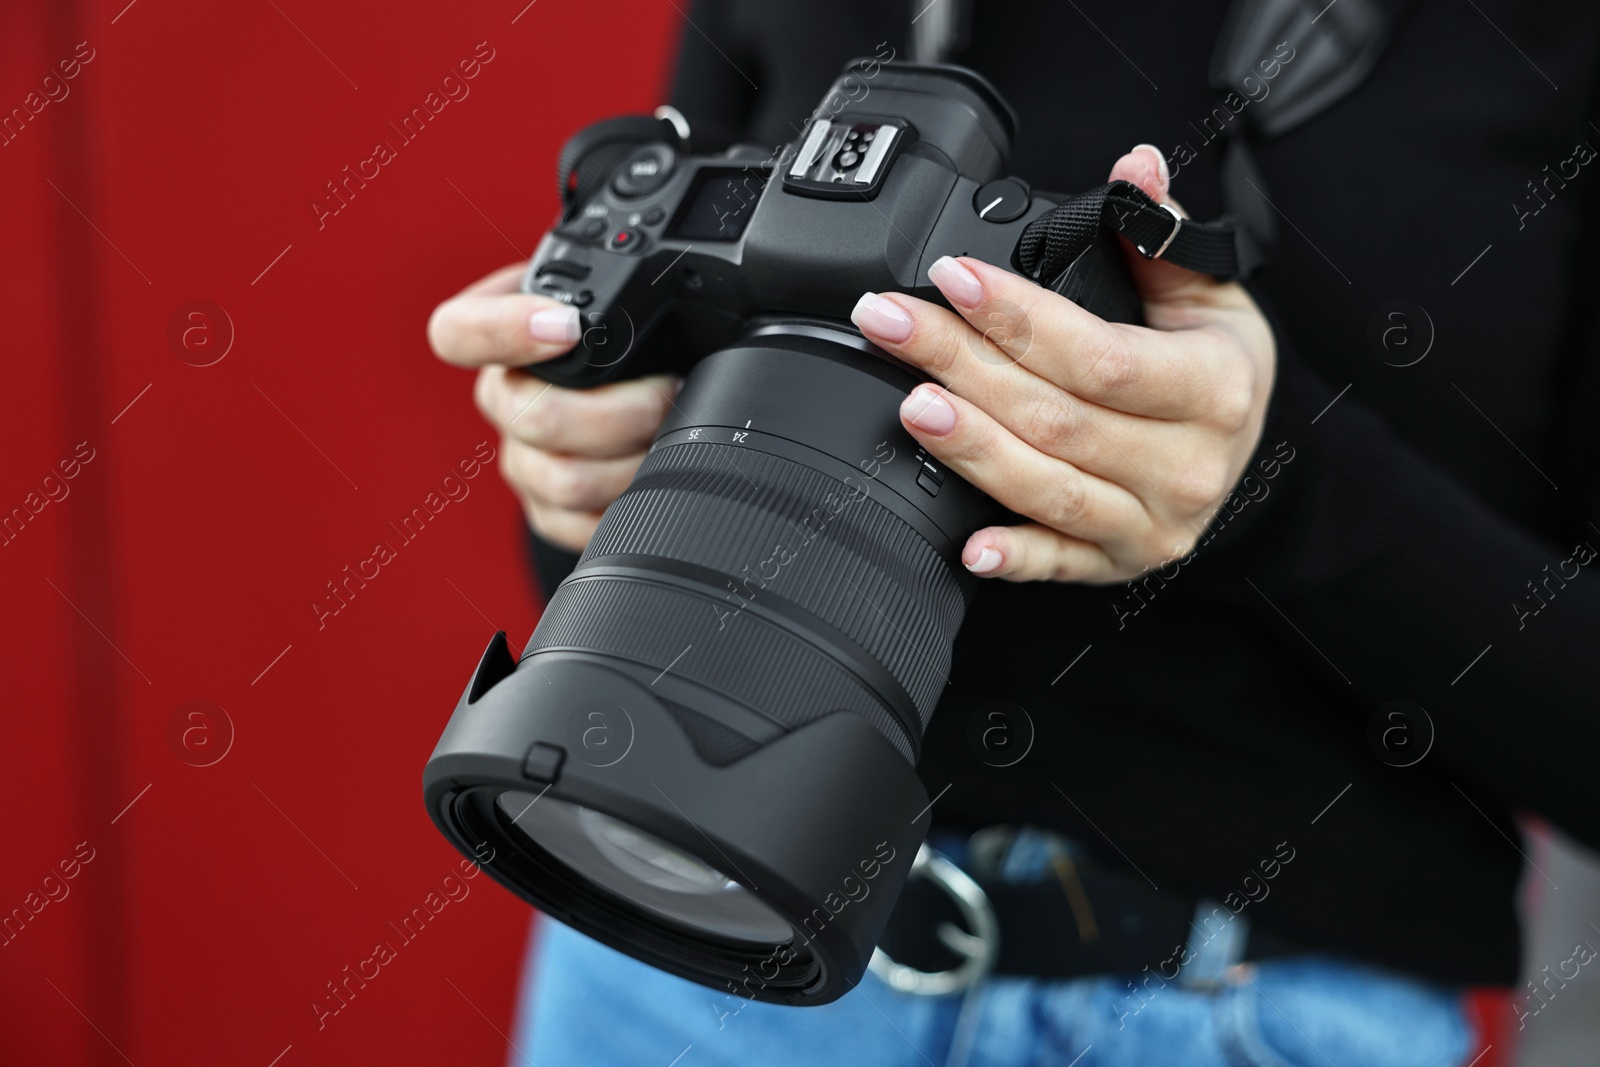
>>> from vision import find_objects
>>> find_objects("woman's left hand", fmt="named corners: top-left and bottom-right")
top-left (849, 144), bottom-right (1277, 584)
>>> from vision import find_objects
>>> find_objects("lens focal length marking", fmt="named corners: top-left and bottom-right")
top-left (652, 427), bottom-right (963, 558)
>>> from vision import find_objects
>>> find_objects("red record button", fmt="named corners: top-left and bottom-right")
top-left (608, 228), bottom-right (642, 252)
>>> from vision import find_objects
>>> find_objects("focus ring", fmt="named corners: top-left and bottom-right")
top-left (530, 442), bottom-right (967, 762)
top-left (587, 443), bottom-right (964, 722)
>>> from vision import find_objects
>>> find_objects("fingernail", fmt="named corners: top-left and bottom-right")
top-left (928, 256), bottom-right (984, 308)
top-left (851, 292), bottom-right (914, 344)
top-left (966, 547), bottom-right (1002, 574)
top-left (901, 384), bottom-right (956, 435)
top-left (530, 306), bottom-right (580, 343)
top-left (1130, 143), bottom-right (1170, 191)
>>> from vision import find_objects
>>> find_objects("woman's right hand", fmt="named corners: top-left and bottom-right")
top-left (427, 262), bottom-right (679, 552)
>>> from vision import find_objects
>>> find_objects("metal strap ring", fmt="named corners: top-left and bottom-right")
top-left (1137, 202), bottom-right (1184, 260)
top-left (867, 844), bottom-right (999, 997)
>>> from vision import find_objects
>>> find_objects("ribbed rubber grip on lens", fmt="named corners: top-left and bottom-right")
top-left (525, 442), bottom-right (969, 763)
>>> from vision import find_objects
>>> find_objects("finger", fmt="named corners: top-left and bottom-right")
top-left (914, 257), bottom-right (1236, 421)
top-left (851, 290), bottom-right (1193, 486)
top-left (1106, 145), bottom-right (1203, 306)
top-left (429, 280), bottom-right (582, 368)
top-left (475, 368), bottom-right (678, 458)
top-left (459, 261), bottom-right (532, 297)
top-left (962, 523), bottom-right (1119, 584)
top-left (499, 438), bottom-right (645, 513)
top-left (519, 495), bottom-right (604, 554)
top-left (490, 435), bottom-right (609, 554)
top-left (1108, 145), bottom-right (1263, 331)
top-left (899, 383), bottom-right (1149, 546)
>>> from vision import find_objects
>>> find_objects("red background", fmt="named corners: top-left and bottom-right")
top-left (0, 2), bottom-right (676, 1063)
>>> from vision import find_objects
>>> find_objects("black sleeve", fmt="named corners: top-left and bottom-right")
top-left (665, 0), bottom-right (761, 152)
top-left (1193, 320), bottom-right (1600, 850)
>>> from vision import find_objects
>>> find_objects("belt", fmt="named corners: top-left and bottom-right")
top-left (873, 835), bottom-right (1302, 994)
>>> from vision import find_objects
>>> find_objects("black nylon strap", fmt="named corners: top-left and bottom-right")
top-left (1016, 179), bottom-right (1245, 284)
top-left (879, 862), bottom-right (1303, 978)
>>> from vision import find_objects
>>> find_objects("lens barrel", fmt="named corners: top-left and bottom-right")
top-left (424, 325), bottom-right (992, 1002)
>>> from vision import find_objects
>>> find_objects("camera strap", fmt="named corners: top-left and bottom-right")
top-left (1016, 179), bottom-right (1246, 284)
top-left (1007, 0), bottom-right (1413, 288)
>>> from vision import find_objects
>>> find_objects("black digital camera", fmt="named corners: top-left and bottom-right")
top-left (424, 61), bottom-right (1145, 1004)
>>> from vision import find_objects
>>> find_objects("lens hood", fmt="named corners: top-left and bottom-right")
top-left (424, 636), bottom-right (931, 1004)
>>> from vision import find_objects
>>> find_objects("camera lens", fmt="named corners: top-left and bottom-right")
top-left (496, 791), bottom-right (792, 944)
top-left (425, 60), bottom-right (1021, 1004)
top-left (426, 324), bottom-right (996, 1002)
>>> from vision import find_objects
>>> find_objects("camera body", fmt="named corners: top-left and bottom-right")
top-left (523, 61), bottom-right (1140, 389)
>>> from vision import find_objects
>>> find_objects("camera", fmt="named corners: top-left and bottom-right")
top-left (423, 60), bottom-right (1144, 1005)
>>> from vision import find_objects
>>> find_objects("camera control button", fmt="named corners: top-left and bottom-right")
top-left (612, 144), bottom-right (677, 198)
top-left (580, 218), bottom-right (606, 239)
top-left (522, 742), bottom-right (565, 784)
top-left (608, 228), bottom-right (643, 252)
top-left (537, 259), bottom-right (592, 280)
top-left (973, 179), bottom-right (1031, 223)
top-left (573, 290), bottom-right (594, 308)
top-left (643, 207), bottom-right (666, 225)
top-left (916, 469), bottom-right (943, 496)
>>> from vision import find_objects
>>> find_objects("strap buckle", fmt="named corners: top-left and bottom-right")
top-left (1136, 203), bottom-right (1184, 261)
top-left (867, 845), bottom-right (999, 996)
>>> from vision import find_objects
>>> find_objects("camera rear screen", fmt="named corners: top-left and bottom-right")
top-left (666, 168), bottom-right (769, 242)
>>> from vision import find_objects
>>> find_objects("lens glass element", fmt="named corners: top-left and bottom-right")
top-left (497, 791), bottom-right (792, 944)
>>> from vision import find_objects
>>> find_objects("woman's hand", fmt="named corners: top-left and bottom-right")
top-left (849, 145), bottom-right (1276, 584)
top-left (427, 263), bottom-right (679, 552)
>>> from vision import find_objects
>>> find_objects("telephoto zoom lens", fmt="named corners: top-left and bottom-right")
top-left (424, 323), bottom-right (997, 1003)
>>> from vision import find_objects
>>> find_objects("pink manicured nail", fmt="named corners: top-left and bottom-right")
top-left (530, 306), bottom-right (580, 343)
top-left (901, 385), bottom-right (955, 435)
top-left (966, 547), bottom-right (1002, 574)
top-left (928, 256), bottom-right (984, 307)
top-left (851, 293), bottom-right (914, 343)
top-left (1130, 143), bottom-right (1170, 191)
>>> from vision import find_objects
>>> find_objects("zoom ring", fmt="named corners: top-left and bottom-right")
top-left (528, 442), bottom-right (967, 761)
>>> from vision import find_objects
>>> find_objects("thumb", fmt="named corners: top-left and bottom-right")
top-left (1108, 144), bottom-right (1226, 314)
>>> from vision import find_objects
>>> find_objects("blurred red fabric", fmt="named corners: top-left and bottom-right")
top-left (0, 2), bottom-right (674, 1063)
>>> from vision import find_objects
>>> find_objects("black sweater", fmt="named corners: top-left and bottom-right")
top-left (530, 0), bottom-right (1600, 985)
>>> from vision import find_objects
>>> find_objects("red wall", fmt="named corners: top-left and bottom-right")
top-left (0, 2), bottom-right (676, 1063)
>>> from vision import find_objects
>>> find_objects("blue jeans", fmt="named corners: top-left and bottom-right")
top-left (513, 920), bottom-right (1474, 1067)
